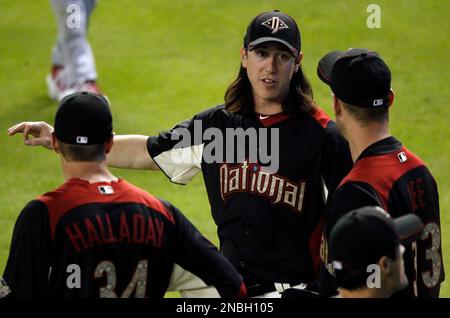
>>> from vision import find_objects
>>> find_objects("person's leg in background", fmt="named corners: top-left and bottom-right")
top-left (47, 0), bottom-right (101, 101)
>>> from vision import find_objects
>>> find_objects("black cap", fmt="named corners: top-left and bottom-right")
top-left (243, 10), bottom-right (301, 58)
top-left (54, 92), bottom-right (113, 145)
top-left (317, 48), bottom-right (391, 108)
top-left (329, 206), bottom-right (423, 276)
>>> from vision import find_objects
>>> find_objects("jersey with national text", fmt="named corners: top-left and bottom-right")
top-left (1, 178), bottom-right (244, 298)
top-left (325, 137), bottom-right (444, 298)
top-left (147, 104), bottom-right (352, 286)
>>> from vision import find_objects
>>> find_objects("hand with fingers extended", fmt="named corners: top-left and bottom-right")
top-left (7, 121), bottom-right (54, 150)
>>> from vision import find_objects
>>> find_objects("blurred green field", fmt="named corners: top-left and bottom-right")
top-left (0, 0), bottom-right (448, 297)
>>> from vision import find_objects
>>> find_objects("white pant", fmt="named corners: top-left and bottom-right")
top-left (252, 283), bottom-right (308, 298)
top-left (166, 264), bottom-right (220, 298)
top-left (50, 0), bottom-right (97, 85)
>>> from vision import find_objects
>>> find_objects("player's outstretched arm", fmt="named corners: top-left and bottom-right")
top-left (8, 122), bottom-right (159, 170)
top-left (8, 121), bottom-right (54, 149)
top-left (106, 134), bottom-right (159, 170)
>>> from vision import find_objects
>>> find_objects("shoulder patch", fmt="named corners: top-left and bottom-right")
top-left (397, 151), bottom-right (407, 163)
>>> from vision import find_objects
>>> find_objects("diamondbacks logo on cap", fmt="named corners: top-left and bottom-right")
top-left (261, 17), bottom-right (289, 34)
top-left (397, 151), bottom-right (408, 163)
top-left (98, 185), bottom-right (114, 195)
top-left (76, 136), bottom-right (88, 144)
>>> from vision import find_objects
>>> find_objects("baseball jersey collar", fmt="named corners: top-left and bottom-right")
top-left (356, 136), bottom-right (403, 162)
top-left (255, 112), bottom-right (290, 127)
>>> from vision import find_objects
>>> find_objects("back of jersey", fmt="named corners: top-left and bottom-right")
top-left (387, 150), bottom-right (444, 298)
top-left (3, 178), bottom-right (243, 298)
top-left (326, 139), bottom-right (445, 298)
top-left (42, 178), bottom-right (178, 298)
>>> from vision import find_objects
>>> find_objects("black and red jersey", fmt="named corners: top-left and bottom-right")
top-left (147, 104), bottom-right (352, 286)
top-left (326, 136), bottom-right (444, 297)
top-left (2, 178), bottom-right (244, 298)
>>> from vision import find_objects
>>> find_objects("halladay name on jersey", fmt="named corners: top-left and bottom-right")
top-left (64, 211), bottom-right (165, 252)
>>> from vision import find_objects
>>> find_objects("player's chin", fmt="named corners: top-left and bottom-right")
top-left (394, 273), bottom-right (409, 292)
top-left (400, 274), bottom-right (409, 289)
top-left (257, 89), bottom-right (284, 102)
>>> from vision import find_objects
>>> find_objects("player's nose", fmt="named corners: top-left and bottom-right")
top-left (264, 55), bottom-right (277, 74)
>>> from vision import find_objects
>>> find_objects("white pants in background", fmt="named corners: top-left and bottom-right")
top-left (50, 0), bottom-right (98, 85)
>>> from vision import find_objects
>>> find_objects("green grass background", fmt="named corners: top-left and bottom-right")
top-left (0, 0), bottom-right (448, 297)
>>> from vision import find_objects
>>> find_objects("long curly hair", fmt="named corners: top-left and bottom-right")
top-left (224, 57), bottom-right (317, 117)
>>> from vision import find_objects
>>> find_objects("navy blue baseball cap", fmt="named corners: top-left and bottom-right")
top-left (243, 10), bottom-right (301, 58)
top-left (54, 92), bottom-right (113, 145)
top-left (329, 206), bottom-right (423, 275)
top-left (317, 48), bottom-right (392, 108)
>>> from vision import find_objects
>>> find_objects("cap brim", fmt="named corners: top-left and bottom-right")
top-left (317, 51), bottom-right (344, 85)
top-left (248, 37), bottom-right (299, 57)
top-left (394, 214), bottom-right (424, 243)
top-left (317, 48), bottom-right (376, 85)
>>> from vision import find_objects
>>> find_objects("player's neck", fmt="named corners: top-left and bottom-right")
top-left (340, 287), bottom-right (392, 298)
top-left (253, 98), bottom-right (283, 115)
top-left (346, 122), bottom-right (391, 162)
top-left (61, 160), bottom-right (118, 183)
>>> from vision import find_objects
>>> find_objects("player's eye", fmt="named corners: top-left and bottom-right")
top-left (278, 53), bottom-right (292, 62)
top-left (255, 49), bottom-right (268, 58)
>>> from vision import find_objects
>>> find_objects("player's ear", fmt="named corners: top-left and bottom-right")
top-left (387, 88), bottom-right (395, 107)
top-left (294, 52), bottom-right (303, 73)
top-left (241, 47), bottom-right (248, 68)
top-left (379, 255), bottom-right (392, 275)
top-left (104, 134), bottom-right (114, 154)
top-left (51, 132), bottom-right (60, 154)
top-left (332, 94), bottom-right (342, 115)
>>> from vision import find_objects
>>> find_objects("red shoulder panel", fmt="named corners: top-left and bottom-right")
top-left (339, 147), bottom-right (425, 210)
top-left (37, 179), bottom-right (174, 239)
top-left (309, 107), bottom-right (330, 129)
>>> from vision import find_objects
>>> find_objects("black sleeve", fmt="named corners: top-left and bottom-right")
top-left (319, 182), bottom-right (382, 297)
top-left (146, 105), bottom-right (222, 185)
top-left (168, 204), bottom-right (244, 298)
top-left (321, 121), bottom-right (353, 193)
top-left (415, 175), bottom-right (445, 297)
top-left (1, 200), bottom-right (51, 298)
top-left (326, 181), bottom-right (382, 238)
